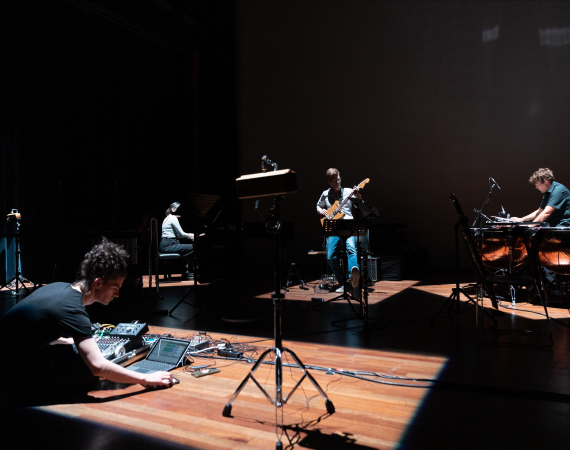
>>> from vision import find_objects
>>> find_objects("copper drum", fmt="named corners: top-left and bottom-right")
top-left (472, 228), bottom-right (528, 270)
top-left (538, 229), bottom-right (570, 275)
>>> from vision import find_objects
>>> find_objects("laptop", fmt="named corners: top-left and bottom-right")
top-left (125, 338), bottom-right (191, 374)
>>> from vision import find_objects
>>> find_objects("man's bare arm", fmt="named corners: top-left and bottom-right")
top-left (511, 208), bottom-right (542, 222)
top-left (535, 206), bottom-right (556, 223)
top-left (49, 337), bottom-right (74, 345)
top-left (75, 337), bottom-right (173, 386)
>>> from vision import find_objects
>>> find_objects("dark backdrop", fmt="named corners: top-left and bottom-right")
top-left (236, 0), bottom-right (570, 270)
top-left (3, 1), bottom-right (570, 282)
top-left (1, 0), bottom-right (238, 283)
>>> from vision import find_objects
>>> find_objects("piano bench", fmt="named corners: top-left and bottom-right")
top-left (158, 253), bottom-right (182, 282)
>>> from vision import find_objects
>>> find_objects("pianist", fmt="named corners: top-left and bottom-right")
top-left (159, 202), bottom-right (195, 280)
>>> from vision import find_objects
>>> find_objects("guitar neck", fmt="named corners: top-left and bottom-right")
top-left (325, 178), bottom-right (369, 220)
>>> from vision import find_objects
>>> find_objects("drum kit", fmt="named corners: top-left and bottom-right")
top-left (440, 192), bottom-right (558, 347)
top-left (472, 215), bottom-right (570, 302)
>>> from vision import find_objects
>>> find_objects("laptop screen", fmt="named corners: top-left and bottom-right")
top-left (147, 338), bottom-right (190, 365)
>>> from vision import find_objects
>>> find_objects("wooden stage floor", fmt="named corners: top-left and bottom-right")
top-left (2, 277), bottom-right (570, 449)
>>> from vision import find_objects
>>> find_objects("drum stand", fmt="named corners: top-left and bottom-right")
top-left (473, 224), bottom-right (553, 346)
top-left (496, 227), bottom-right (518, 308)
top-left (222, 196), bottom-right (334, 450)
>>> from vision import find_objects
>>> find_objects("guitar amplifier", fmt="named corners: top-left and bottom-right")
top-left (367, 257), bottom-right (380, 282)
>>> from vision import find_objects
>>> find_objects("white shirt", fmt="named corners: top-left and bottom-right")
top-left (316, 187), bottom-right (355, 219)
top-left (161, 215), bottom-right (187, 239)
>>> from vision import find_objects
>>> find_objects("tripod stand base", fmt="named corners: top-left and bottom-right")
top-left (313, 289), bottom-right (360, 311)
top-left (168, 287), bottom-right (198, 315)
top-left (1, 275), bottom-right (33, 296)
top-left (431, 287), bottom-right (499, 324)
top-left (222, 346), bottom-right (335, 418)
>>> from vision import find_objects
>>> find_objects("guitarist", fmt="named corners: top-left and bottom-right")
top-left (316, 168), bottom-right (363, 293)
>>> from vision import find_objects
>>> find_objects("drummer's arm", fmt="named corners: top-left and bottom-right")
top-left (511, 209), bottom-right (541, 222)
top-left (535, 206), bottom-right (555, 223)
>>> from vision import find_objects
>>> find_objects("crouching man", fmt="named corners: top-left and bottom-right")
top-left (0, 238), bottom-right (173, 406)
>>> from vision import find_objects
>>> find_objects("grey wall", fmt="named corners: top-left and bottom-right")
top-left (236, 0), bottom-right (570, 269)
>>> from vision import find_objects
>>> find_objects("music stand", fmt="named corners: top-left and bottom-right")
top-left (432, 194), bottom-right (499, 324)
top-left (187, 193), bottom-right (220, 218)
top-left (313, 219), bottom-right (364, 311)
top-left (322, 219), bottom-right (381, 333)
top-left (430, 218), bottom-right (479, 322)
top-left (223, 169), bottom-right (334, 450)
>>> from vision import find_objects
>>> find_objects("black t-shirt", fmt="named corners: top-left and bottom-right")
top-left (0, 283), bottom-right (92, 368)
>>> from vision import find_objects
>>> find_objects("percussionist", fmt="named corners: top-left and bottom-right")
top-left (511, 168), bottom-right (570, 227)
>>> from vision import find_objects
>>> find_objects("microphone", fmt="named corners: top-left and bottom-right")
top-left (490, 177), bottom-right (501, 190)
top-left (255, 200), bottom-right (259, 210)
top-left (261, 155), bottom-right (278, 172)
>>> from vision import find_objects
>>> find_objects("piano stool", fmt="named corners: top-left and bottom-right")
top-left (158, 253), bottom-right (182, 282)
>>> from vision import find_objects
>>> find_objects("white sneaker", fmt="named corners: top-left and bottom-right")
top-left (335, 285), bottom-right (345, 293)
top-left (351, 267), bottom-right (360, 288)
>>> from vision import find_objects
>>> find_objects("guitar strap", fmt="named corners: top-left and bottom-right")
top-left (329, 187), bottom-right (344, 205)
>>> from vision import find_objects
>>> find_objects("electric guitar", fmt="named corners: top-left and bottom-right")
top-left (320, 178), bottom-right (370, 225)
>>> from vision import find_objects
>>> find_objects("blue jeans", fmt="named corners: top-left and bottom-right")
top-left (327, 236), bottom-right (359, 285)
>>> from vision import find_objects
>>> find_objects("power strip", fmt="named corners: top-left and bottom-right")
top-left (218, 348), bottom-right (243, 358)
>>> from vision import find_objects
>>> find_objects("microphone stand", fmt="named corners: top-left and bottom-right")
top-left (222, 195), bottom-right (334, 449)
top-left (472, 180), bottom-right (498, 228)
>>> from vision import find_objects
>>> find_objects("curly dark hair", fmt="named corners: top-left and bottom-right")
top-left (529, 168), bottom-right (554, 184)
top-left (77, 237), bottom-right (130, 291)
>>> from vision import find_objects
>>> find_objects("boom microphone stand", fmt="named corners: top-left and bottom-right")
top-left (472, 177), bottom-right (499, 229)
